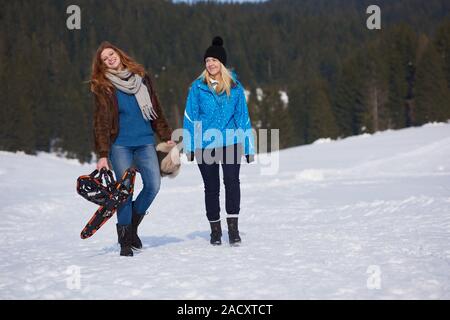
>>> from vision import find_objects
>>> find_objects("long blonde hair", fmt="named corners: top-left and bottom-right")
top-left (199, 62), bottom-right (235, 96)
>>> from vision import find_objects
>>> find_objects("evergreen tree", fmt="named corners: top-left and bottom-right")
top-left (6, 20), bottom-right (37, 153)
top-left (383, 25), bottom-right (418, 129)
top-left (305, 78), bottom-right (339, 143)
top-left (355, 41), bottom-right (390, 133)
top-left (287, 82), bottom-right (309, 145)
top-left (333, 53), bottom-right (366, 136)
top-left (414, 41), bottom-right (450, 124)
top-left (262, 86), bottom-right (295, 149)
top-left (0, 15), bottom-right (7, 150)
top-left (29, 33), bottom-right (52, 151)
top-left (434, 19), bottom-right (450, 87)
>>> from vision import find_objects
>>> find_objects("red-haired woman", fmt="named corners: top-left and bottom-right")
top-left (90, 41), bottom-right (174, 256)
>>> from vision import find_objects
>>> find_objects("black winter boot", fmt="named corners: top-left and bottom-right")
top-left (227, 217), bottom-right (241, 246)
top-left (209, 221), bottom-right (222, 246)
top-left (131, 212), bottom-right (145, 249)
top-left (116, 224), bottom-right (133, 256)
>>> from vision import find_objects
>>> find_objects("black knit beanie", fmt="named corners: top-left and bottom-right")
top-left (203, 36), bottom-right (227, 66)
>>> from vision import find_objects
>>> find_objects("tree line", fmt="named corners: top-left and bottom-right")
top-left (0, 0), bottom-right (449, 162)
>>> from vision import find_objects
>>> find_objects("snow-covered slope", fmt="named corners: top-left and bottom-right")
top-left (1, 123), bottom-right (450, 299)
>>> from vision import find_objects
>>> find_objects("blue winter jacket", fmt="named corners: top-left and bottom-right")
top-left (183, 74), bottom-right (255, 155)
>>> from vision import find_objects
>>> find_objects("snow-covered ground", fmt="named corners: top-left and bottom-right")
top-left (1, 123), bottom-right (450, 299)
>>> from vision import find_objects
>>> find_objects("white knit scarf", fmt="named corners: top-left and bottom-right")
top-left (105, 69), bottom-right (158, 121)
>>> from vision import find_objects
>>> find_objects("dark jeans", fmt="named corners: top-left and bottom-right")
top-left (109, 144), bottom-right (161, 226)
top-left (196, 144), bottom-right (243, 222)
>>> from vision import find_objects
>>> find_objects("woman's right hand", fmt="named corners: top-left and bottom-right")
top-left (97, 157), bottom-right (110, 170)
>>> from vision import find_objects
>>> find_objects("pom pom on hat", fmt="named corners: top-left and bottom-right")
top-left (212, 36), bottom-right (223, 47)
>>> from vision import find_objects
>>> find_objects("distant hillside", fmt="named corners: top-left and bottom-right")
top-left (0, 0), bottom-right (449, 161)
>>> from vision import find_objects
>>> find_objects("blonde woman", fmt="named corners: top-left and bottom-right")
top-left (183, 36), bottom-right (255, 246)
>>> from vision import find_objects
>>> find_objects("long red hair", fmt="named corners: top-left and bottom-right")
top-left (90, 41), bottom-right (146, 95)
